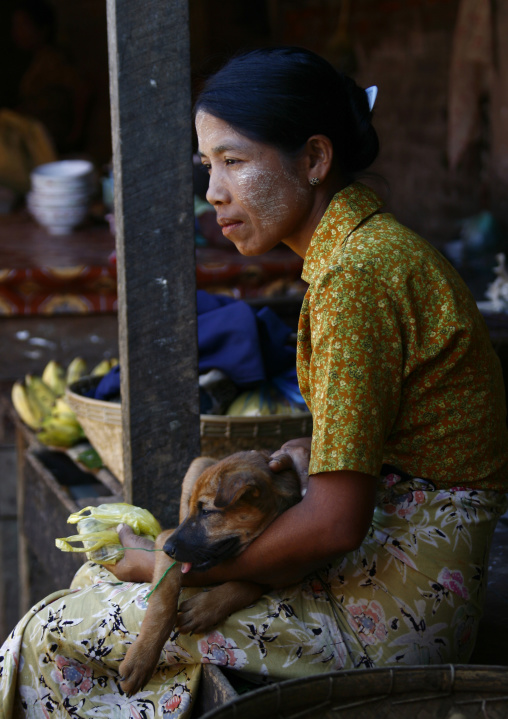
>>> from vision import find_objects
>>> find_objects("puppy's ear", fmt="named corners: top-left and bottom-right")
top-left (214, 473), bottom-right (267, 509)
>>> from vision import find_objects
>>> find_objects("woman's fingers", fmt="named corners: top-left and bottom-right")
top-left (116, 522), bottom-right (136, 545)
top-left (117, 524), bottom-right (155, 551)
top-left (103, 524), bottom-right (156, 582)
top-left (268, 451), bottom-right (293, 471)
top-left (269, 438), bottom-right (312, 493)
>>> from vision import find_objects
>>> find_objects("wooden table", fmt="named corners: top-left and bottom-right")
top-left (0, 211), bottom-right (117, 315)
top-left (0, 210), bottom-right (115, 269)
top-left (0, 212), bottom-right (119, 385)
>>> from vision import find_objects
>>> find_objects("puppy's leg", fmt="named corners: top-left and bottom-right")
top-left (177, 581), bottom-right (264, 635)
top-left (119, 529), bottom-right (180, 695)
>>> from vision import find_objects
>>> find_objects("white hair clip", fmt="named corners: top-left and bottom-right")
top-left (365, 85), bottom-right (378, 112)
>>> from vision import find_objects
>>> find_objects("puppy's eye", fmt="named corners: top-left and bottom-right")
top-left (197, 502), bottom-right (215, 516)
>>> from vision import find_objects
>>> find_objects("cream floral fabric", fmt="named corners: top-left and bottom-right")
top-left (1, 475), bottom-right (506, 718)
top-left (298, 182), bottom-right (508, 490)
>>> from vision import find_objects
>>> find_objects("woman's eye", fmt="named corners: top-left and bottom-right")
top-left (224, 158), bottom-right (237, 166)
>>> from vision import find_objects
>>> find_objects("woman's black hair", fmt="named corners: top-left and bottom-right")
top-left (195, 46), bottom-right (379, 178)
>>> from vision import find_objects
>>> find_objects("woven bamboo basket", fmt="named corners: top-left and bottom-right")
top-left (200, 413), bottom-right (312, 459)
top-left (66, 377), bottom-right (312, 483)
top-left (66, 377), bottom-right (124, 481)
top-left (201, 665), bottom-right (508, 719)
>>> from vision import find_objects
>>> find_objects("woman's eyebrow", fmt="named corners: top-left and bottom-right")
top-left (198, 143), bottom-right (243, 157)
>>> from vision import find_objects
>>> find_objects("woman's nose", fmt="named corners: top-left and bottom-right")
top-left (206, 170), bottom-right (229, 206)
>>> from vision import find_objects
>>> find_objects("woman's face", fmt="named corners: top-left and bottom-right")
top-left (196, 111), bottom-right (312, 256)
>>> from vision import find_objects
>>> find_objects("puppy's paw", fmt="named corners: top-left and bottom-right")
top-left (119, 643), bottom-right (160, 696)
top-left (177, 582), bottom-right (263, 634)
top-left (177, 590), bottom-right (225, 634)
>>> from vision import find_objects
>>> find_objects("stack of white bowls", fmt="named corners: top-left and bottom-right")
top-left (28, 160), bottom-right (96, 235)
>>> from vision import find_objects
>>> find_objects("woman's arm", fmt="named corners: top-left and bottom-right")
top-left (107, 468), bottom-right (377, 587)
top-left (181, 468), bottom-right (377, 589)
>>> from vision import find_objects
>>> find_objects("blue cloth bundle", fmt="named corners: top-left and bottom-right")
top-left (90, 290), bottom-right (302, 404)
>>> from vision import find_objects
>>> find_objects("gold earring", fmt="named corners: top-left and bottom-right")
top-left (309, 177), bottom-right (320, 186)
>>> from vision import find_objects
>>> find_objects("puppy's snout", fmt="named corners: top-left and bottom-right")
top-left (163, 537), bottom-right (177, 558)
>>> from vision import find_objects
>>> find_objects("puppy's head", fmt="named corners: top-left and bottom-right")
top-left (163, 450), bottom-right (300, 571)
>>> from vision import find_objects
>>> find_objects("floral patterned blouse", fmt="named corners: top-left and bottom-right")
top-left (297, 182), bottom-right (508, 491)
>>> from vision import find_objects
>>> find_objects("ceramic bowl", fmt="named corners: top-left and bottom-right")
top-left (28, 201), bottom-right (89, 235)
top-left (30, 160), bottom-right (95, 193)
top-left (27, 190), bottom-right (91, 208)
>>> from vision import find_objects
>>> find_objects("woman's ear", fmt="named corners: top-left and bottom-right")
top-left (304, 134), bottom-right (334, 184)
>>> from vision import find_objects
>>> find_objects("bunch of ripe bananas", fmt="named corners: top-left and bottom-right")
top-left (11, 357), bottom-right (118, 448)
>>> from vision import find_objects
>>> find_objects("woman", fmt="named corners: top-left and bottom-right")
top-left (1, 46), bottom-right (507, 718)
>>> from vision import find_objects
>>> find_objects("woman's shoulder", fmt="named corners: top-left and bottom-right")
top-left (308, 213), bottom-right (432, 295)
top-left (326, 212), bottom-right (463, 297)
top-left (307, 211), bottom-right (484, 334)
top-left (345, 212), bottom-right (437, 267)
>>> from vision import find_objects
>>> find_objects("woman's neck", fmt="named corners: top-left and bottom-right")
top-left (283, 180), bottom-right (348, 259)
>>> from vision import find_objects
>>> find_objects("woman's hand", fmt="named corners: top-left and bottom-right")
top-left (269, 437), bottom-right (312, 492)
top-left (103, 524), bottom-right (156, 583)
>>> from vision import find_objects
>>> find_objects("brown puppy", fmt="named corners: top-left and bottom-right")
top-left (119, 450), bottom-right (301, 695)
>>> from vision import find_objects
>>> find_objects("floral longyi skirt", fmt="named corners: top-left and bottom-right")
top-left (1, 471), bottom-right (506, 719)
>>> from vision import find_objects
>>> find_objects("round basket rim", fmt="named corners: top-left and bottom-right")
top-left (200, 664), bottom-right (508, 719)
top-left (67, 377), bottom-right (312, 425)
top-left (201, 413), bottom-right (311, 425)
top-left (67, 385), bottom-right (120, 412)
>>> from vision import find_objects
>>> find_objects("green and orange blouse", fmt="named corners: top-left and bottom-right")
top-left (297, 182), bottom-right (508, 491)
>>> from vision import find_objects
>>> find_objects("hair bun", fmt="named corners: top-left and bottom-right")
top-left (339, 76), bottom-right (379, 174)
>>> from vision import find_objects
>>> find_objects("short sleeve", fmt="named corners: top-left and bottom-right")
top-left (305, 266), bottom-right (403, 476)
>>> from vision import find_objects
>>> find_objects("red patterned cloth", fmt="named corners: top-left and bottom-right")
top-left (0, 213), bottom-right (305, 316)
top-left (0, 265), bottom-right (118, 315)
top-left (0, 213), bottom-right (118, 316)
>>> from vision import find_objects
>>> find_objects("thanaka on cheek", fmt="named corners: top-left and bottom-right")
top-left (196, 111), bottom-right (315, 257)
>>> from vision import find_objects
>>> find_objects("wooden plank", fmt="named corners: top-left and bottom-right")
top-left (106, 0), bottom-right (200, 527)
top-left (15, 423), bottom-right (31, 618)
top-left (0, 518), bottom-right (18, 642)
top-left (21, 451), bottom-right (83, 611)
top-left (0, 444), bottom-right (17, 637)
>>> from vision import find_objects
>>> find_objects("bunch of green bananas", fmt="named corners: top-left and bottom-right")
top-left (11, 356), bottom-right (118, 448)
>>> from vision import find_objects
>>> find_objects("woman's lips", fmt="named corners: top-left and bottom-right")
top-left (219, 220), bottom-right (243, 237)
